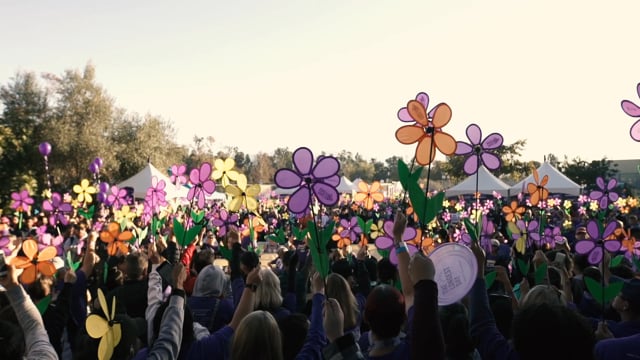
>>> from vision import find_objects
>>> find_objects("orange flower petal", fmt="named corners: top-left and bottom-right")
top-left (20, 265), bottom-right (37, 284)
top-left (22, 239), bottom-right (38, 260)
top-left (372, 193), bottom-right (384, 202)
top-left (415, 136), bottom-right (436, 166)
top-left (38, 246), bottom-right (57, 261)
top-left (396, 125), bottom-right (424, 145)
top-left (370, 181), bottom-right (381, 192)
top-left (434, 131), bottom-right (457, 155)
top-left (407, 100), bottom-right (428, 125)
top-left (107, 222), bottom-right (120, 238)
top-left (38, 261), bottom-right (57, 276)
top-left (357, 181), bottom-right (369, 193)
top-left (118, 230), bottom-right (134, 242)
top-left (431, 103), bottom-right (452, 128)
top-left (12, 256), bottom-right (32, 268)
top-left (354, 193), bottom-right (367, 202)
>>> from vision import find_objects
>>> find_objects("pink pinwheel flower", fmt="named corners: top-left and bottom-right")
top-left (170, 164), bottom-right (188, 187)
top-left (589, 177), bottom-right (619, 210)
top-left (339, 217), bottom-right (362, 243)
top-left (575, 220), bottom-right (621, 265)
top-left (479, 215), bottom-right (496, 252)
top-left (146, 176), bottom-right (168, 211)
top-left (455, 123), bottom-right (503, 175)
top-left (274, 147), bottom-right (340, 214)
top-left (107, 185), bottom-right (129, 210)
top-left (187, 163), bottom-right (216, 209)
top-left (397, 92), bottom-right (436, 122)
top-left (621, 83), bottom-right (640, 141)
top-left (42, 192), bottom-right (73, 226)
top-left (11, 190), bottom-right (34, 212)
top-left (37, 226), bottom-right (64, 256)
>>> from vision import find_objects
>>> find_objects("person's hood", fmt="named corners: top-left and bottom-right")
top-left (193, 264), bottom-right (225, 297)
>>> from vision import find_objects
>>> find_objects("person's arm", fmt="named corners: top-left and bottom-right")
top-left (146, 243), bottom-right (167, 346)
top-left (495, 265), bottom-right (519, 311)
top-left (409, 253), bottom-right (445, 360)
top-left (295, 272), bottom-right (327, 359)
top-left (147, 263), bottom-right (187, 360)
top-left (468, 243), bottom-right (518, 360)
top-left (1, 265), bottom-right (58, 360)
top-left (322, 297), bottom-right (366, 360)
top-left (393, 212), bottom-right (414, 311)
top-left (354, 247), bottom-right (371, 298)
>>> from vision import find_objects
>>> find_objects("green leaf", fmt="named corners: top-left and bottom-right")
top-left (485, 271), bottom-right (497, 289)
top-left (191, 209), bottom-right (205, 224)
top-left (173, 218), bottom-right (185, 245)
top-left (78, 205), bottom-right (95, 220)
top-left (517, 258), bottom-right (530, 277)
top-left (397, 159), bottom-right (422, 192)
top-left (364, 219), bottom-right (373, 235)
top-left (219, 245), bottom-right (232, 261)
top-left (293, 227), bottom-right (308, 242)
top-left (120, 218), bottom-right (128, 232)
top-left (610, 255), bottom-right (624, 268)
top-left (180, 224), bottom-right (203, 247)
top-left (266, 228), bottom-right (286, 244)
top-left (463, 218), bottom-right (478, 242)
top-left (357, 216), bottom-right (365, 236)
top-left (307, 221), bottom-right (330, 279)
top-left (378, 249), bottom-right (390, 259)
top-left (66, 251), bottom-right (81, 272)
top-left (138, 227), bottom-right (149, 243)
top-left (535, 262), bottom-right (548, 285)
top-left (36, 295), bottom-right (52, 315)
top-left (406, 180), bottom-right (444, 225)
top-left (584, 276), bottom-right (622, 305)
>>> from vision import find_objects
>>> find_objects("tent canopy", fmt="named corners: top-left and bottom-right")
top-left (445, 165), bottom-right (510, 197)
top-left (337, 176), bottom-right (356, 193)
top-left (509, 162), bottom-right (581, 196)
top-left (117, 162), bottom-right (189, 200)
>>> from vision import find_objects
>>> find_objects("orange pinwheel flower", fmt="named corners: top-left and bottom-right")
top-left (527, 167), bottom-right (549, 206)
top-left (355, 181), bottom-right (384, 210)
top-left (332, 226), bottom-right (351, 248)
top-left (407, 228), bottom-right (435, 254)
top-left (12, 239), bottom-right (57, 284)
top-left (395, 102), bottom-right (457, 166)
top-left (242, 216), bottom-right (266, 241)
top-left (100, 222), bottom-right (132, 256)
top-left (502, 200), bottom-right (525, 222)
top-left (614, 228), bottom-right (639, 255)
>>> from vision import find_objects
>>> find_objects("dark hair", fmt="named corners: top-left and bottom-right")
top-left (376, 258), bottom-right (398, 285)
top-left (194, 248), bottom-right (216, 273)
top-left (572, 253), bottom-right (590, 273)
top-left (512, 304), bottom-right (595, 360)
top-left (439, 303), bottom-right (475, 360)
top-left (0, 320), bottom-right (24, 359)
top-left (125, 252), bottom-right (148, 280)
top-left (240, 251), bottom-right (259, 270)
top-left (364, 285), bottom-right (406, 339)
top-left (277, 313), bottom-right (309, 360)
top-left (489, 293), bottom-right (513, 339)
top-left (331, 259), bottom-right (353, 280)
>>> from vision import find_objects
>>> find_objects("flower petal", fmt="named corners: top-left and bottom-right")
top-left (293, 147), bottom-right (314, 175)
top-left (631, 120), bottom-right (640, 142)
top-left (20, 265), bottom-right (37, 284)
top-left (38, 246), bottom-right (57, 261)
top-left (288, 186), bottom-right (311, 214)
top-left (622, 100), bottom-right (640, 117)
top-left (407, 100), bottom-right (428, 126)
top-left (463, 155), bottom-right (480, 175)
top-left (22, 239), bottom-right (38, 260)
top-left (313, 156), bottom-right (340, 179)
top-left (415, 136), bottom-right (436, 166)
top-left (466, 124), bottom-right (482, 145)
top-left (312, 182), bottom-right (339, 206)
top-left (431, 103), bottom-right (452, 128)
top-left (416, 92), bottom-right (429, 110)
top-left (482, 133), bottom-right (503, 150)
top-left (397, 107), bottom-right (414, 122)
top-left (434, 131), bottom-right (457, 155)
top-left (395, 125), bottom-right (424, 145)
top-left (455, 142), bottom-right (473, 155)
top-left (274, 169), bottom-right (302, 189)
top-left (38, 261), bottom-right (56, 276)
top-left (481, 152), bottom-right (501, 170)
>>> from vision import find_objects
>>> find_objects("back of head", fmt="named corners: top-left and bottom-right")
top-left (489, 294), bottom-right (513, 339)
top-left (0, 320), bottom-right (24, 359)
top-left (232, 311), bottom-right (283, 360)
top-left (194, 248), bottom-right (216, 274)
top-left (331, 258), bottom-right (354, 281)
top-left (255, 268), bottom-right (282, 311)
top-left (521, 285), bottom-right (566, 308)
top-left (364, 284), bottom-right (406, 339)
top-left (277, 313), bottom-right (309, 360)
top-left (376, 258), bottom-right (397, 285)
top-left (513, 303), bottom-right (595, 360)
top-left (326, 273), bottom-right (359, 330)
top-left (573, 253), bottom-right (590, 274)
top-left (439, 303), bottom-right (474, 359)
top-left (193, 265), bottom-right (226, 297)
top-left (125, 251), bottom-right (148, 280)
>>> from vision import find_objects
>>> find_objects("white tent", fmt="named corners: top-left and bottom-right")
top-left (509, 162), bottom-right (581, 196)
top-left (337, 176), bottom-right (356, 193)
top-left (445, 165), bottom-right (511, 197)
top-left (117, 162), bottom-right (189, 200)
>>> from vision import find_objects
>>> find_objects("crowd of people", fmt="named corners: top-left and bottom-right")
top-left (0, 193), bottom-right (640, 360)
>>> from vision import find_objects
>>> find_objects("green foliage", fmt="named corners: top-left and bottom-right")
top-left (485, 271), bottom-right (497, 289)
top-left (585, 276), bottom-right (624, 305)
top-left (534, 262), bottom-right (548, 285)
top-left (307, 221), bottom-right (334, 279)
top-left (559, 156), bottom-right (618, 191)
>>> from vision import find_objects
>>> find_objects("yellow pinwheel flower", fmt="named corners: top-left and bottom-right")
top-left (563, 200), bottom-right (572, 209)
top-left (85, 288), bottom-right (121, 360)
top-left (225, 174), bottom-right (260, 212)
top-left (589, 200), bottom-right (599, 212)
top-left (369, 219), bottom-right (385, 240)
top-left (73, 179), bottom-right (97, 204)
top-left (212, 158), bottom-right (240, 188)
top-left (113, 205), bottom-right (137, 228)
top-left (628, 197), bottom-right (638, 208)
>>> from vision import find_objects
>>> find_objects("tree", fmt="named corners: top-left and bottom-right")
top-left (559, 156), bottom-right (618, 191)
top-left (0, 71), bottom-right (50, 210)
top-left (271, 147), bottom-right (292, 171)
top-left (249, 152), bottom-right (274, 184)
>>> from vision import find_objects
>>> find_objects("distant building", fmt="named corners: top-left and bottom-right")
top-left (612, 159), bottom-right (640, 196)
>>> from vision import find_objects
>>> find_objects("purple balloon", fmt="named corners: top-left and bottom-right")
top-left (97, 192), bottom-right (107, 203)
top-left (39, 142), bottom-right (52, 157)
top-left (89, 162), bottom-right (100, 174)
top-left (99, 181), bottom-right (110, 193)
top-left (93, 157), bottom-right (104, 168)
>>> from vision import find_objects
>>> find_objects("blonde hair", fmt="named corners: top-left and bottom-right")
top-left (326, 273), bottom-right (359, 330)
top-left (521, 285), bottom-right (566, 308)
top-left (254, 267), bottom-right (283, 311)
top-left (231, 311), bottom-right (283, 360)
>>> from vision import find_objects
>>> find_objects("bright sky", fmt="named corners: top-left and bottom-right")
top-left (2, 0), bottom-right (640, 164)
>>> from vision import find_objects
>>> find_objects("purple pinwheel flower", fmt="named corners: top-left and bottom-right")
top-left (397, 92), bottom-right (436, 122)
top-left (339, 217), bottom-right (362, 243)
top-left (211, 209), bottom-right (239, 237)
top-left (187, 163), bottom-right (216, 209)
top-left (107, 185), bottom-right (129, 210)
top-left (146, 176), bottom-right (168, 211)
top-left (0, 234), bottom-right (11, 256)
top-left (37, 226), bottom-right (64, 256)
top-left (479, 215), bottom-right (496, 252)
top-left (621, 83), bottom-right (640, 141)
top-left (374, 220), bottom-right (418, 265)
top-left (575, 220), bottom-right (621, 265)
top-left (170, 164), bottom-right (188, 187)
top-left (273, 147), bottom-right (340, 214)
top-left (509, 219), bottom-right (540, 248)
top-left (542, 226), bottom-right (564, 247)
top-left (42, 192), bottom-right (73, 226)
top-left (455, 123), bottom-right (503, 175)
top-left (589, 177), bottom-right (619, 210)
top-left (10, 189), bottom-right (34, 212)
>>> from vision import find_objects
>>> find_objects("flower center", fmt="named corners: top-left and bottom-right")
top-left (473, 145), bottom-right (482, 154)
top-left (424, 125), bottom-right (435, 135)
top-left (304, 177), bottom-right (312, 185)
